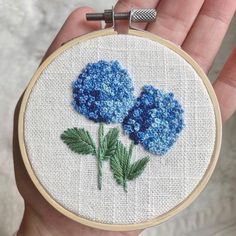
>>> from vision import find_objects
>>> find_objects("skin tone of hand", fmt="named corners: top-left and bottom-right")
top-left (13, 1), bottom-right (236, 236)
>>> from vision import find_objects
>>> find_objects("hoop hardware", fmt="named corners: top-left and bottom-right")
top-left (86, 8), bottom-right (157, 30)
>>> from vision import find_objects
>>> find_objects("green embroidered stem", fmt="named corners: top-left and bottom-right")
top-left (97, 124), bottom-right (104, 190)
top-left (98, 123), bottom-right (104, 146)
top-left (123, 180), bottom-right (128, 192)
top-left (97, 153), bottom-right (103, 190)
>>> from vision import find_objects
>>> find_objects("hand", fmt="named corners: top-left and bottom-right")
top-left (13, 1), bottom-right (236, 235)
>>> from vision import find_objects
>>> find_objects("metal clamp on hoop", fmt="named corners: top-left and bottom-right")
top-left (86, 8), bottom-right (157, 30)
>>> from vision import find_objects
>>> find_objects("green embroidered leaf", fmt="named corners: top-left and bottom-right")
top-left (110, 141), bottom-right (150, 192)
top-left (128, 157), bottom-right (150, 181)
top-left (61, 128), bottom-right (96, 155)
top-left (101, 127), bottom-right (119, 160)
top-left (110, 141), bottom-right (130, 190)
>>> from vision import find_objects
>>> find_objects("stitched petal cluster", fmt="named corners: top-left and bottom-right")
top-left (122, 85), bottom-right (185, 155)
top-left (72, 60), bottom-right (135, 124)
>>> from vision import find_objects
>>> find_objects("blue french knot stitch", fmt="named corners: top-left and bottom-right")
top-left (122, 85), bottom-right (185, 155)
top-left (72, 60), bottom-right (135, 124)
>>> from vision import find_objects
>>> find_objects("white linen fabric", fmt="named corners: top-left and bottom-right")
top-left (24, 34), bottom-right (216, 224)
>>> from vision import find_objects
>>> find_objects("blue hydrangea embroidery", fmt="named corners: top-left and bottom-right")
top-left (72, 60), bottom-right (135, 124)
top-left (122, 85), bottom-right (185, 155)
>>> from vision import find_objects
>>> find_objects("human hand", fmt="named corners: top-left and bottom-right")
top-left (13, 1), bottom-right (236, 235)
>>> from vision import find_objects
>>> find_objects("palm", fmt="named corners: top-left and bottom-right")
top-left (14, 1), bottom-right (236, 236)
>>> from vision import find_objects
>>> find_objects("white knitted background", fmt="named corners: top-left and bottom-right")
top-left (24, 34), bottom-right (216, 225)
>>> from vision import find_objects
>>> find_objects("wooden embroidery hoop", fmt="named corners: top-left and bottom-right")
top-left (18, 27), bottom-right (222, 231)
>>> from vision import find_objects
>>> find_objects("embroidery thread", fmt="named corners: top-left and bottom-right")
top-left (123, 85), bottom-right (185, 155)
top-left (61, 124), bottom-right (119, 190)
top-left (61, 124), bottom-right (149, 192)
top-left (61, 128), bottom-right (96, 155)
top-left (72, 60), bottom-right (135, 124)
top-left (61, 60), bottom-right (185, 192)
top-left (110, 141), bottom-right (150, 192)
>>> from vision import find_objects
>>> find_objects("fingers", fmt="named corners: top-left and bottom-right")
top-left (114, 0), bottom-right (159, 33)
top-left (213, 47), bottom-right (236, 123)
top-left (147, 0), bottom-right (204, 45)
top-left (13, 95), bottom-right (25, 186)
top-left (182, 0), bottom-right (236, 73)
top-left (43, 7), bottom-right (101, 61)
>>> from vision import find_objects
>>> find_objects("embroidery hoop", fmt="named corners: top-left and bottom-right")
top-left (18, 9), bottom-right (222, 231)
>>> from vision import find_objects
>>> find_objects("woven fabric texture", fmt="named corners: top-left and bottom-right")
top-left (24, 34), bottom-right (216, 224)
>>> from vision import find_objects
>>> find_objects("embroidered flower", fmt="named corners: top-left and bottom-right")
top-left (72, 60), bottom-right (135, 124)
top-left (122, 85), bottom-right (185, 155)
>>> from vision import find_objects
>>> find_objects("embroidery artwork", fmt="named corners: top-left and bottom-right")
top-left (24, 34), bottom-right (218, 225)
top-left (61, 60), bottom-right (185, 191)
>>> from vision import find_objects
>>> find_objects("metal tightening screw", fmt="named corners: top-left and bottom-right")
top-left (86, 9), bottom-right (157, 24)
